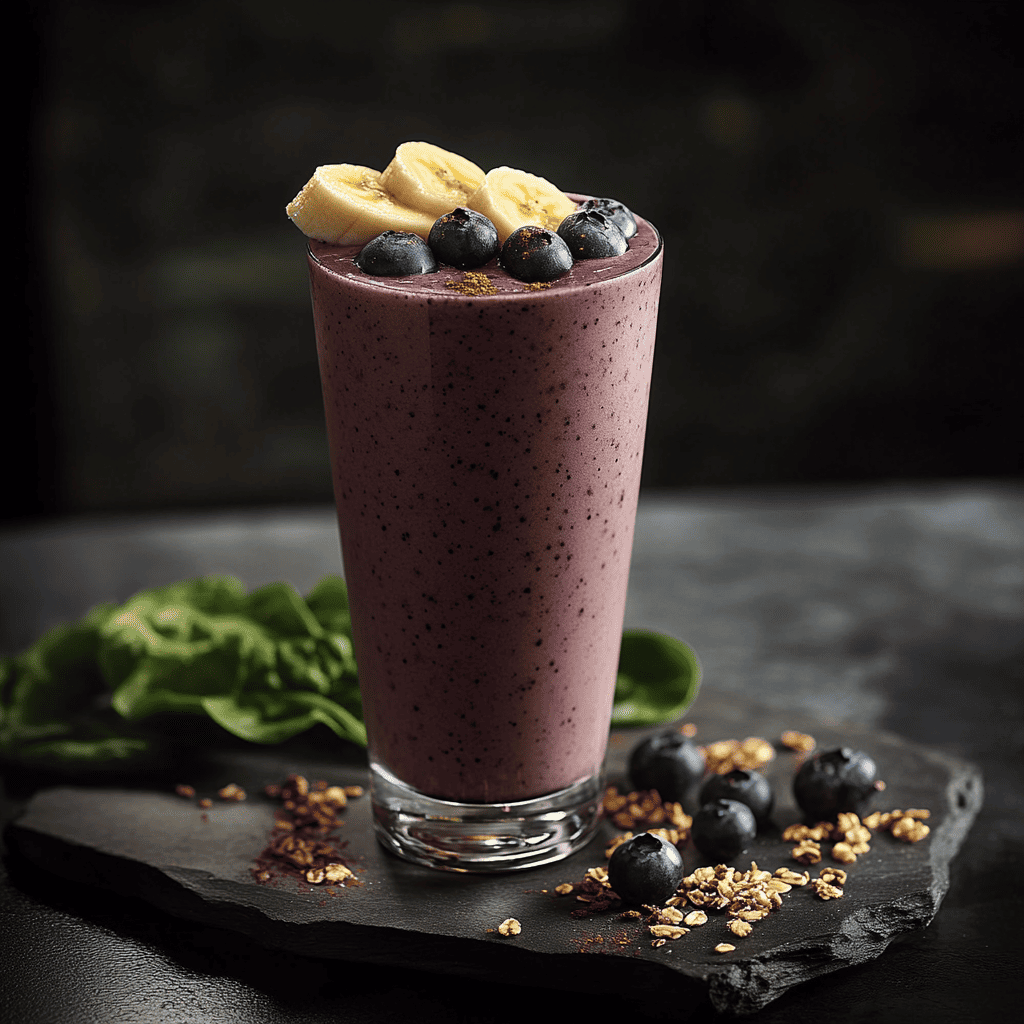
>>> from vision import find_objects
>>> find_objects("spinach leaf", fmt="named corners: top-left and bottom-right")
top-left (612, 629), bottom-right (702, 728)
top-left (0, 575), bottom-right (364, 767)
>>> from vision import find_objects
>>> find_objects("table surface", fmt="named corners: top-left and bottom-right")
top-left (2, 483), bottom-right (1021, 1023)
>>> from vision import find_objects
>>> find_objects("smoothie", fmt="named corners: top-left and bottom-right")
top-left (294, 145), bottom-right (663, 869)
top-left (310, 217), bottom-right (661, 804)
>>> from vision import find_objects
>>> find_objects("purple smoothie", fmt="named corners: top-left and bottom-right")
top-left (309, 211), bottom-right (662, 804)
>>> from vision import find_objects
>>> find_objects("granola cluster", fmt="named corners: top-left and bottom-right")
top-left (865, 808), bottom-right (931, 843)
top-left (701, 736), bottom-right (776, 774)
top-left (602, 787), bottom-right (693, 847)
top-left (556, 866), bottom-right (622, 917)
top-left (780, 731), bottom-right (816, 753)
top-left (251, 774), bottom-right (363, 888)
top-left (555, 858), bottom-right (859, 949)
top-left (642, 863), bottom-right (787, 946)
top-left (174, 781), bottom-right (247, 806)
top-left (784, 808), bottom-right (931, 866)
top-left (813, 866), bottom-right (847, 900)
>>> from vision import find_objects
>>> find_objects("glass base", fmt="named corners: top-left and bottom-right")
top-left (369, 762), bottom-right (605, 872)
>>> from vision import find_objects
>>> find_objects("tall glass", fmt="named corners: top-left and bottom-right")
top-left (307, 209), bottom-right (663, 870)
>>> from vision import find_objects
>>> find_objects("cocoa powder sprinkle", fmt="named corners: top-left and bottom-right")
top-left (445, 272), bottom-right (497, 296)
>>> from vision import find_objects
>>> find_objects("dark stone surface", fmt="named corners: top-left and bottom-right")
top-left (6, 693), bottom-right (982, 1015)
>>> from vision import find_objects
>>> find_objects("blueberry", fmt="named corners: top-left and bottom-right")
top-left (355, 231), bottom-right (437, 276)
top-left (628, 731), bottom-right (706, 802)
top-left (699, 769), bottom-right (774, 829)
top-left (499, 226), bottom-right (573, 283)
top-left (607, 831), bottom-right (685, 905)
top-left (692, 799), bottom-right (758, 861)
top-left (428, 208), bottom-right (500, 269)
top-left (557, 210), bottom-right (628, 259)
top-left (793, 747), bottom-right (878, 821)
top-left (578, 197), bottom-right (637, 239)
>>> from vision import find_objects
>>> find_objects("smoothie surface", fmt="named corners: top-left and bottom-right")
top-left (309, 208), bottom-right (661, 300)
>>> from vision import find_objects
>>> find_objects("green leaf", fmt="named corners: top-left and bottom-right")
top-left (202, 690), bottom-right (366, 746)
top-left (105, 616), bottom-right (276, 719)
top-left (245, 581), bottom-right (324, 639)
top-left (305, 576), bottom-right (353, 636)
top-left (612, 630), bottom-right (701, 728)
top-left (0, 605), bottom-right (114, 744)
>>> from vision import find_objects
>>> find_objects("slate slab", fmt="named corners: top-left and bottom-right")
top-left (5, 693), bottom-right (982, 1016)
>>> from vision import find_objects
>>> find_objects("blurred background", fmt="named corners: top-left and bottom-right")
top-left (12, 0), bottom-right (1022, 523)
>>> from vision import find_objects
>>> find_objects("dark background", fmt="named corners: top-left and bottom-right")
top-left (12, 0), bottom-right (1023, 524)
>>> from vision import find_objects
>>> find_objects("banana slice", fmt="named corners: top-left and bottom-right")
top-left (467, 166), bottom-right (577, 242)
top-left (286, 164), bottom-right (436, 245)
top-left (380, 141), bottom-right (486, 218)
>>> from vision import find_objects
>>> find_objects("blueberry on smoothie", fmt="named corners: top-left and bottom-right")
top-left (692, 799), bottom-right (758, 861)
top-left (699, 769), bottom-right (774, 829)
top-left (607, 831), bottom-right (685, 905)
top-left (428, 208), bottom-right (500, 269)
top-left (354, 231), bottom-right (437, 276)
top-left (557, 210), bottom-right (628, 259)
top-left (499, 226), bottom-right (573, 283)
top-left (793, 747), bottom-right (878, 821)
top-left (578, 197), bottom-right (637, 239)
top-left (628, 731), bottom-right (706, 802)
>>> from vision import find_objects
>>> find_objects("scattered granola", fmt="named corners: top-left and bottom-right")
top-left (780, 730), bottom-right (816, 753)
top-left (774, 867), bottom-right (810, 886)
top-left (251, 773), bottom-right (362, 889)
top-left (176, 781), bottom-right (247, 806)
top-left (497, 918), bottom-right (522, 937)
top-left (836, 812), bottom-right (872, 850)
top-left (658, 905), bottom-right (686, 925)
top-left (819, 866), bottom-right (847, 886)
top-left (556, 853), bottom-right (860, 954)
top-left (812, 879), bottom-right (844, 901)
top-left (863, 808), bottom-right (932, 843)
top-left (679, 862), bottom-right (786, 930)
top-left (701, 736), bottom-right (776, 774)
top-left (891, 816), bottom-right (931, 843)
top-left (605, 831), bottom-right (633, 857)
top-left (323, 863), bottom-right (355, 883)
top-left (715, 943), bottom-right (736, 953)
top-left (831, 842), bottom-right (858, 863)
top-left (791, 839), bottom-right (823, 865)
top-left (782, 822), bottom-right (832, 843)
top-left (602, 786), bottom-right (693, 840)
top-left (554, 865), bottom-right (621, 917)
